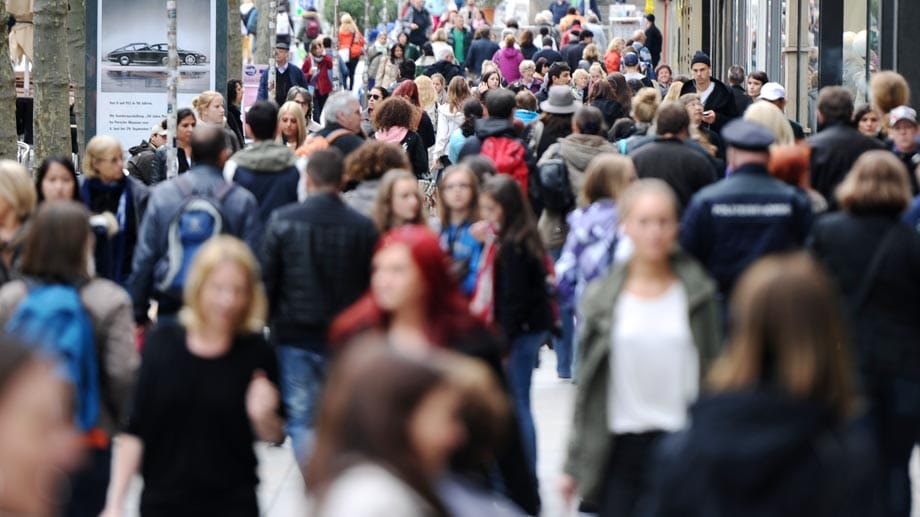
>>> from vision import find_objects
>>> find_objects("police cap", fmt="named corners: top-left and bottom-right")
top-left (721, 119), bottom-right (774, 152)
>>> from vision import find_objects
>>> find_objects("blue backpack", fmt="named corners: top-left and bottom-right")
top-left (6, 284), bottom-right (100, 432)
top-left (157, 177), bottom-right (235, 298)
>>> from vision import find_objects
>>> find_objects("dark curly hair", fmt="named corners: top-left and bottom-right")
top-left (372, 96), bottom-right (417, 131)
top-left (344, 140), bottom-right (411, 182)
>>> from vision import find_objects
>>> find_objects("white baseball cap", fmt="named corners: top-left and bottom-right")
top-left (758, 82), bottom-right (786, 101)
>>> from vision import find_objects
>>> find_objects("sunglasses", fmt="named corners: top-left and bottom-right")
top-left (369, 93), bottom-right (382, 100)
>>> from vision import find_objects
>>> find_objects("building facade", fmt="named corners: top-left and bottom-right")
top-left (652, 0), bottom-right (918, 135)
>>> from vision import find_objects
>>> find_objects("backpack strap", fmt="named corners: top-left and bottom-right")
top-left (212, 181), bottom-right (236, 203)
top-left (849, 227), bottom-right (898, 314)
top-left (326, 128), bottom-right (351, 145)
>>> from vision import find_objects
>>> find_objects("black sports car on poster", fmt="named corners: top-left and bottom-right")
top-left (105, 43), bottom-right (208, 66)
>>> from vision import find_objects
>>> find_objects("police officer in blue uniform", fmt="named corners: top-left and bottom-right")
top-left (679, 119), bottom-right (813, 298)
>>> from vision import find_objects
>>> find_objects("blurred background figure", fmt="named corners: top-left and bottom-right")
top-left (330, 225), bottom-right (541, 515)
top-left (561, 179), bottom-right (720, 516)
top-left (35, 156), bottom-right (79, 204)
top-left (101, 237), bottom-right (283, 517)
top-left (809, 151), bottom-right (920, 517)
top-left (646, 253), bottom-right (877, 517)
top-left (0, 339), bottom-right (83, 517)
top-left (306, 345), bottom-right (483, 517)
top-left (0, 202), bottom-right (138, 517)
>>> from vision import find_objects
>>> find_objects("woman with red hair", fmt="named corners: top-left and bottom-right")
top-left (393, 80), bottom-right (436, 149)
top-left (329, 225), bottom-right (541, 516)
top-left (768, 144), bottom-right (828, 214)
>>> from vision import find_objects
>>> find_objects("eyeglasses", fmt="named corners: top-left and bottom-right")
top-left (369, 94), bottom-right (382, 100)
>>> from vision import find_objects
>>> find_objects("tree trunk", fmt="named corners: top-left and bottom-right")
top-left (67, 0), bottom-right (85, 158)
top-left (0, 1), bottom-right (17, 161)
top-left (254, 0), bottom-right (270, 64)
top-left (363, 0), bottom-right (369, 102)
top-left (228, 0), bottom-right (241, 82)
top-left (166, 0), bottom-right (178, 179)
top-left (33, 0), bottom-right (71, 165)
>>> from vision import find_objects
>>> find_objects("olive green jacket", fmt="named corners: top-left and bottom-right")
top-left (563, 251), bottom-right (722, 503)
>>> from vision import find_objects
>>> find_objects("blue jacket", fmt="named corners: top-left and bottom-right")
top-left (127, 165), bottom-right (261, 323)
top-left (465, 38), bottom-right (500, 78)
top-left (439, 222), bottom-right (484, 296)
top-left (679, 164), bottom-right (813, 296)
top-left (549, 0), bottom-right (569, 24)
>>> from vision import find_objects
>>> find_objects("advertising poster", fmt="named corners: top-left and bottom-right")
top-left (96, 0), bottom-right (217, 151)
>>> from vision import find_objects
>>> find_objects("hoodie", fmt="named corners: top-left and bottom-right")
top-left (647, 389), bottom-right (879, 517)
top-left (537, 134), bottom-right (617, 249)
top-left (225, 140), bottom-right (300, 225)
top-left (492, 46), bottom-right (524, 83)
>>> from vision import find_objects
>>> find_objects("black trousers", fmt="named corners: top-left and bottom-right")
top-left (598, 431), bottom-right (664, 517)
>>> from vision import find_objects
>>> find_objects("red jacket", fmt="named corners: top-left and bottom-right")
top-left (302, 53), bottom-right (334, 96)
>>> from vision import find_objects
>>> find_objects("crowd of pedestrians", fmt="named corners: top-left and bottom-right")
top-left (2, 2), bottom-right (920, 517)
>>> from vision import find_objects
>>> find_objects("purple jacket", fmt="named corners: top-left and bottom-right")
top-left (555, 200), bottom-right (619, 309)
top-left (493, 46), bottom-right (524, 83)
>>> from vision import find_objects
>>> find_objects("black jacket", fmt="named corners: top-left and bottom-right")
top-left (630, 137), bottom-right (718, 211)
top-left (127, 141), bottom-right (157, 185)
top-left (648, 389), bottom-right (878, 517)
top-left (261, 193), bottom-right (378, 350)
top-left (418, 111), bottom-right (436, 148)
top-left (226, 103), bottom-right (246, 149)
top-left (680, 164), bottom-right (813, 296)
top-left (645, 24), bottom-right (663, 65)
top-left (315, 123), bottom-right (365, 157)
top-left (730, 83), bottom-right (752, 116)
top-left (465, 38), bottom-right (500, 78)
top-left (493, 242), bottom-right (554, 340)
top-left (532, 48), bottom-right (563, 66)
top-left (681, 78), bottom-right (740, 135)
top-left (561, 42), bottom-right (584, 71)
top-left (808, 122), bottom-right (886, 208)
top-left (808, 212), bottom-right (920, 377)
top-left (400, 130), bottom-right (430, 179)
top-left (590, 98), bottom-right (627, 129)
top-left (424, 59), bottom-right (462, 84)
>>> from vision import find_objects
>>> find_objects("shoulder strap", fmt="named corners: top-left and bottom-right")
top-left (850, 227), bottom-right (899, 313)
top-left (213, 181), bottom-right (236, 203)
top-left (326, 129), bottom-right (351, 145)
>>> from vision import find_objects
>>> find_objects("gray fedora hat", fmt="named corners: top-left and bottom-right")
top-left (540, 86), bottom-right (580, 115)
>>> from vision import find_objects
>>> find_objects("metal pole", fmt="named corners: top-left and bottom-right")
top-left (166, 0), bottom-right (178, 179)
top-left (268, 0), bottom-right (277, 100)
top-left (333, 0), bottom-right (340, 90)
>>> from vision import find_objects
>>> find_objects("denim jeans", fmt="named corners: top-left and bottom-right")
top-left (277, 345), bottom-right (327, 466)
top-left (507, 331), bottom-right (549, 474)
top-left (549, 247), bottom-right (577, 379)
top-left (865, 372), bottom-right (920, 517)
